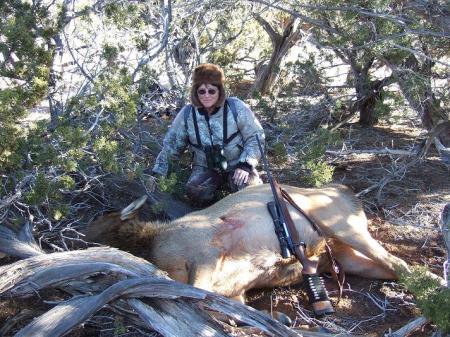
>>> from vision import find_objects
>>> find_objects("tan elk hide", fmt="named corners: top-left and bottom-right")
top-left (86, 183), bottom-right (410, 303)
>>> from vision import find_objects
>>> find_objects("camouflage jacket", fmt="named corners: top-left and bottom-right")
top-left (153, 97), bottom-right (265, 176)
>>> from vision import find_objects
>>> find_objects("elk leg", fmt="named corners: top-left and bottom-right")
top-left (333, 233), bottom-right (409, 277)
top-left (329, 240), bottom-right (397, 279)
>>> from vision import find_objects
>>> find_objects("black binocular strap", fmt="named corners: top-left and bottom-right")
top-left (191, 105), bottom-right (216, 150)
top-left (189, 102), bottom-right (238, 150)
top-left (191, 105), bottom-right (203, 148)
top-left (222, 102), bottom-right (228, 145)
top-left (223, 101), bottom-right (239, 145)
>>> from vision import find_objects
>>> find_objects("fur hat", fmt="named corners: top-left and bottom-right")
top-left (190, 63), bottom-right (226, 108)
top-left (192, 63), bottom-right (225, 87)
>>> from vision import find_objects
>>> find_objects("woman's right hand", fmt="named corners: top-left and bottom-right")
top-left (232, 168), bottom-right (250, 186)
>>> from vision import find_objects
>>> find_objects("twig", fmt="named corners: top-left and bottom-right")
top-left (326, 148), bottom-right (414, 156)
top-left (355, 157), bottom-right (419, 199)
top-left (292, 328), bottom-right (365, 337)
top-left (0, 175), bottom-right (33, 211)
top-left (83, 107), bottom-right (105, 136)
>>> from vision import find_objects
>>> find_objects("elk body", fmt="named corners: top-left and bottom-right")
top-left (86, 183), bottom-right (410, 303)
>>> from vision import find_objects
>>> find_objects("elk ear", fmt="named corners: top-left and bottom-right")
top-left (120, 195), bottom-right (147, 221)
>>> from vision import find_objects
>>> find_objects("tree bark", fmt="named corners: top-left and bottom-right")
top-left (251, 14), bottom-right (302, 95)
top-left (349, 57), bottom-right (394, 126)
top-left (387, 55), bottom-right (449, 146)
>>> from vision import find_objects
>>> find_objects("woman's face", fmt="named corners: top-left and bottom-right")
top-left (197, 83), bottom-right (219, 110)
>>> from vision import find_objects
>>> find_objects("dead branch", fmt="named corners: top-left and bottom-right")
top-left (0, 174), bottom-right (33, 211)
top-left (441, 203), bottom-right (450, 288)
top-left (0, 223), bottom-right (302, 337)
top-left (0, 222), bottom-right (45, 259)
top-left (292, 328), bottom-right (365, 337)
top-left (326, 148), bottom-right (414, 156)
top-left (385, 316), bottom-right (428, 337)
top-left (419, 121), bottom-right (450, 160)
top-left (355, 122), bottom-right (450, 200)
top-left (355, 156), bottom-right (420, 202)
top-left (0, 247), bottom-right (164, 295)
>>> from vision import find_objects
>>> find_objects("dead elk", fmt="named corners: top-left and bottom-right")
top-left (86, 183), bottom-right (412, 310)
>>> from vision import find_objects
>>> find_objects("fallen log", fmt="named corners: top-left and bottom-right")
top-left (385, 316), bottom-right (428, 337)
top-left (0, 224), bottom-right (302, 337)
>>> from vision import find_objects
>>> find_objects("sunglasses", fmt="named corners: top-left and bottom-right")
top-left (197, 88), bottom-right (218, 96)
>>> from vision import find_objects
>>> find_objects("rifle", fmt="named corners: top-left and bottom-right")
top-left (255, 135), bottom-right (316, 271)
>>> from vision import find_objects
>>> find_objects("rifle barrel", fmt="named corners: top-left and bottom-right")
top-left (256, 135), bottom-right (279, 201)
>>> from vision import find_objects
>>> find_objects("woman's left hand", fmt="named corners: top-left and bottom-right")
top-left (233, 168), bottom-right (249, 186)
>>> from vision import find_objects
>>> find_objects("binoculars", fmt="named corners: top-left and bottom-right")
top-left (204, 145), bottom-right (228, 171)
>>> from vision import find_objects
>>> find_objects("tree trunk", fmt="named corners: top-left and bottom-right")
top-left (388, 55), bottom-right (449, 146)
top-left (354, 73), bottom-right (379, 126)
top-left (47, 34), bottom-right (64, 131)
top-left (251, 15), bottom-right (302, 95)
top-left (350, 59), bottom-right (393, 126)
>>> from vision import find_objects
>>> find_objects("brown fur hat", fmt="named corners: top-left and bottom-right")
top-left (190, 63), bottom-right (226, 108)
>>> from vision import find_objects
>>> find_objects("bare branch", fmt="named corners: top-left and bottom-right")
top-left (326, 148), bottom-right (415, 156)
top-left (132, 0), bottom-right (172, 82)
top-left (249, 0), bottom-right (340, 34)
top-left (253, 13), bottom-right (279, 41)
top-left (392, 43), bottom-right (450, 68)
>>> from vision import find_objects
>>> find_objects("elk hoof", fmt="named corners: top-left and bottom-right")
top-left (303, 273), bottom-right (335, 317)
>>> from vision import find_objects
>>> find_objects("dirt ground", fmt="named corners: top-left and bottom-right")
top-left (0, 116), bottom-right (448, 336)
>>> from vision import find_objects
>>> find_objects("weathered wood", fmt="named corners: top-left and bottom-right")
top-left (0, 247), bottom-right (164, 295)
top-left (292, 328), bottom-right (368, 337)
top-left (0, 222), bottom-right (44, 258)
top-left (15, 278), bottom-right (208, 337)
top-left (0, 243), bottom-right (302, 337)
top-left (441, 203), bottom-right (450, 288)
top-left (130, 298), bottom-right (230, 337)
top-left (385, 316), bottom-right (428, 337)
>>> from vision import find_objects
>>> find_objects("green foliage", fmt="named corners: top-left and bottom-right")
top-left (104, 2), bottom-right (142, 29)
top-left (95, 69), bottom-right (138, 126)
top-left (205, 11), bottom-right (270, 86)
top-left (24, 172), bottom-right (75, 206)
top-left (303, 160), bottom-right (335, 187)
top-left (270, 142), bottom-right (288, 164)
top-left (58, 175), bottom-right (75, 191)
top-left (373, 98), bottom-right (391, 119)
top-left (399, 72), bottom-right (428, 103)
top-left (300, 128), bottom-right (341, 163)
top-left (209, 49), bottom-right (236, 69)
top-left (102, 43), bottom-right (120, 65)
top-left (93, 137), bottom-right (120, 173)
top-left (0, 0), bottom-right (61, 173)
top-left (55, 124), bottom-right (88, 152)
top-left (281, 58), bottom-right (325, 96)
top-left (253, 96), bottom-right (279, 121)
top-left (24, 173), bottom-right (50, 206)
top-left (400, 266), bottom-right (450, 332)
top-left (157, 173), bottom-right (183, 196)
top-left (156, 157), bottom-right (191, 198)
top-left (298, 128), bottom-right (342, 187)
